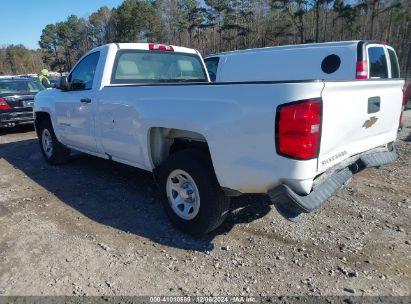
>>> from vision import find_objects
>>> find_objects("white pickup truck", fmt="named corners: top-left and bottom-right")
top-left (34, 43), bottom-right (404, 234)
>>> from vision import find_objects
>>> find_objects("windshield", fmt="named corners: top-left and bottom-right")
top-left (0, 79), bottom-right (45, 94)
top-left (112, 50), bottom-right (208, 84)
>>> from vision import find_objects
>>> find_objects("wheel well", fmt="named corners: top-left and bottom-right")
top-left (149, 127), bottom-right (211, 167)
top-left (34, 112), bottom-right (51, 136)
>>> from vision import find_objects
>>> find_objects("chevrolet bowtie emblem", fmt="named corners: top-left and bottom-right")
top-left (363, 116), bottom-right (378, 128)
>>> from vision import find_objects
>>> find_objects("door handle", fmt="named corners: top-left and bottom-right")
top-left (80, 98), bottom-right (92, 104)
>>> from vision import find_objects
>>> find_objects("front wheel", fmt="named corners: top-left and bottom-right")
top-left (37, 119), bottom-right (70, 165)
top-left (157, 149), bottom-right (230, 235)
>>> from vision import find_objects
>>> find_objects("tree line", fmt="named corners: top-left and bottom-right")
top-left (1, 0), bottom-right (410, 77)
top-left (0, 45), bottom-right (44, 75)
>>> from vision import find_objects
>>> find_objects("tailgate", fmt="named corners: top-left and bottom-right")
top-left (318, 80), bottom-right (404, 173)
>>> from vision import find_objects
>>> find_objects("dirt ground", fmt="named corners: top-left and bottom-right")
top-left (0, 112), bottom-right (410, 297)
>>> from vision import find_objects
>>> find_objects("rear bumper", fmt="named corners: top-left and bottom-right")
top-left (268, 145), bottom-right (397, 214)
top-left (0, 110), bottom-right (34, 127)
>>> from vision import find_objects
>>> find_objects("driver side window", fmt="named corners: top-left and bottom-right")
top-left (68, 52), bottom-right (100, 90)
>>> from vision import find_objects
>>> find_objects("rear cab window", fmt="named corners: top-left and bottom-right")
top-left (111, 50), bottom-right (208, 84)
top-left (387, 47), bottom-right (400, 78)
top-left (204, 57), bottom-right (220, 82)
top-left (367, 45), bottom-right (388, 78)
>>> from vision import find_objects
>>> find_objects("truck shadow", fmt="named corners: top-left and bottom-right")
top-left (0, 124), bottom-right (35, 136)
top-left (0, 138), bottom-right (271, 252)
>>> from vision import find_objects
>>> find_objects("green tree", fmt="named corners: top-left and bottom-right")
top-left (0, 45), bottom-right (44, 75)
top-left (178, 0), bottom-right (205, 45)
top-left (272, 0), bottom-right (309, 43)
top-left (88, 6), bottom-right (112, 46)
top-left (29, 0), bottom-right (411, 78)
top-left (39, 24), bottom-right (62, 70)
top-left (333, 0), bottom-right (359, 40)
top-left (205, 0), bottom-right (229, 49)
top-left (157, 0), bottom-right (186, 45)
top-left (39, 15), bottom-right (88, 71)
top-left (110, 0), bottom-right (161, 42)
top-left (311, 0), bottom-right (333, 42)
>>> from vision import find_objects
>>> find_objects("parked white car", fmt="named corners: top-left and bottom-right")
top-left (34, 43), bottom-right (404, 234)
top-left (205, 41), bottom-right (400, 82)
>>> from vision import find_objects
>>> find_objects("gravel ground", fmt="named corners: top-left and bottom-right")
top-left (0, 112), bottom-right (410, 297)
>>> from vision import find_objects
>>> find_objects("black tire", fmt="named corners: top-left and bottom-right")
top-left (37, 118), bottom-right (70, 165)
top-left (157, 149), bottom-right (230, 235)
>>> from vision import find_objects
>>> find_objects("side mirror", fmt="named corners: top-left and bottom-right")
top-left (57, 76), bottom-right (70, 91)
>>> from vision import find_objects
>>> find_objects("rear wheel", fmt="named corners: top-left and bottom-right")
top-left (157, 149), bottom-right (230, 235)
top-left (37, 119), bottom-right (70, 165)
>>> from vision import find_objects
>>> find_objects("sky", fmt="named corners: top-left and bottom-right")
top-left (1, 0), bottom-right (124, 50)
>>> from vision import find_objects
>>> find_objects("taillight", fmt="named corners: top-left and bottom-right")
top-left (276, 99), bottom-right (322, 160)
top-left (149, 43), bottom-right (174, 51)
top-left (0, 97), bottom-right (11, 110)
top-left (356, 61), bottom-right (368, 79)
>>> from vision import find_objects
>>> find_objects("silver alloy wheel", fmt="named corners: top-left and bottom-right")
top-left (41, 129), bottom-right (53, 158)
top-left (166, 169), bottom-right (200, 220)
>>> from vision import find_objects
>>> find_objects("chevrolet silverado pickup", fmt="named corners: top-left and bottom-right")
top-left (33, 43), bottom-right (404, 234)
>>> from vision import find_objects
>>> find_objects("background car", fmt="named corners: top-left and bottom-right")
top-left (0, 77), bottom-right (45, 128)
top-left (405, 83), bottom-right (411, 110)
top-left (49, 78), bottom-right (59, 88)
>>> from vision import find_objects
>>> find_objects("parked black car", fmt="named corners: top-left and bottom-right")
top-left (0, 77), bottom-right (45, 128)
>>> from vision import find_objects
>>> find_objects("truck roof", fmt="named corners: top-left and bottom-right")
top-left (83, 43), bottom-right (198, 56)
top-left (116, 43), bottom-right (199, 55)
top-left (205, 40), bottom-right (375, 58)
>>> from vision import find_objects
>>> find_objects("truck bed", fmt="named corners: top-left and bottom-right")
top-left (90, 79), bottom-right (403, 195)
